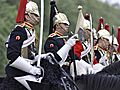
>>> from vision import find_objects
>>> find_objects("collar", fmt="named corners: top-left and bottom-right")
top-left (20, 22), bottom-right (34, 30)
top-left (54, 31), bottom-right (63, 36)
top-left (95, 44), bottom-right (108, 51)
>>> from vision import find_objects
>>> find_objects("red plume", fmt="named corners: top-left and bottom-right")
top-left (84, 13), bottom-right (90, 21)
top-left (97, 17), bottom-right (104, 31)
top-left (117, 27), bottom-right (120, 53)
top-left (104, 23), bottom-right (110, 32)
top-left (16, 0), bottom-right (27, 23)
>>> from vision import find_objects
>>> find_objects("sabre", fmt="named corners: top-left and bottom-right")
top-left (37, 0), bottom-right (44, 67)
top-left (110, 26), bottom-right (115, 64)
top-left (90, 14), bottom-right (94, 66)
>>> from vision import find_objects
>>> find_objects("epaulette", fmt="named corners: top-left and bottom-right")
top-left (48, 33), bottom-right (57, 37)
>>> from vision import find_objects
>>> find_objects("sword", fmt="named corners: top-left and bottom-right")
top-left (90, 14), bottom-right (94, 66)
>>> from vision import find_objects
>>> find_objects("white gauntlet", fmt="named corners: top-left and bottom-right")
top-left (57, 34), bottom-right (78, 66)
top-left (10, 56), bottom-right (41, 75)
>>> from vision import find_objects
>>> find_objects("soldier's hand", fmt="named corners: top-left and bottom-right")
top-left (99, 56), bottom-right (108, 66)
top-left (35, 53), bottom-right (53, 60)
top-left (66, 34), bottom-right (79, 47)
top-left (29, 66), bottom-right (41, 76)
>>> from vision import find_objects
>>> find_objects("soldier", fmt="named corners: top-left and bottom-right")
top-left (74, 15), bottom-right (92, 63)
top-left (94, 29), bottom-right (110, 65)
top-left (0, 1), bottom-right (41, 90)
top-left (117, 27), bottom-right (120, 53)
top-left (44, 12), bottom-right (71, 67)
top-left (70, 11), bottom-right (94, 78)
top-left (108, 36), bottom-right (120, 62)
top-left (44, 13), bottom-right (80, 90)
top-left (0, 0), bottom-right (78, 89)
top-left (44, 12), bottom-right (69, 55)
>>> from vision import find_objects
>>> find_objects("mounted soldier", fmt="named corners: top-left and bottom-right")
top-left (0, 0), bottom-right (41, 89)
top-left (70, 6), bottom-right (97, 78)
top-left (0, 0), bottom-right (78, 90)
top-left (108, 35), bottom-right (119, 62)
top-left (44, 12), bottom-right (70, 56)
top-left (94, 29), bottom-right (110, 66)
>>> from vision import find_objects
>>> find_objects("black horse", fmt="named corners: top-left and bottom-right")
top-left (75, 61), bottom-right (120, 90)
top-left (1, 55), bottom-right (120, 90)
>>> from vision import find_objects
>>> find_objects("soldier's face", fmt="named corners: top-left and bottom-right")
top-left (59, 23), bottom-right (69, 35)
top-left (102, 38), bottom-right (110, 49)
top-left (25, 13), bottom-right (40, 26)
top-left (84, 29), bottom-right (91, 40)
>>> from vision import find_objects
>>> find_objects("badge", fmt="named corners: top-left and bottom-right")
top-left (50, 44), bottom-right (54, 47)
top-left (16, 36), bottom-right (21, 40)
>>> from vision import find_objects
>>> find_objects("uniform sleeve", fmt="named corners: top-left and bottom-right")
top-left (94, 50), bottom-right (101, 62)
top-left (44, 38), bottom-right (61, 62)
top-left (74, 41), bottom-right (84, 59)
top-left (7, 26), bottom-right (27, 62)
top-left (44, 38), bottom-right (59, 53)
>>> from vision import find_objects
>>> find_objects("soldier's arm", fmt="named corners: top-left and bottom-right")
top-left (7, 26), bottom-right (27, 63)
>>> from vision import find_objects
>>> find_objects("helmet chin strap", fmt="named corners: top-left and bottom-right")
top-left (27, 13), bottom-right (39, 26)
top-left (58, 24), bottom-right (69, 35)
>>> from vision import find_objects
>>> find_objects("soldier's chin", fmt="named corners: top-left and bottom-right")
top-left (32, 21), bottom-right (39, 26)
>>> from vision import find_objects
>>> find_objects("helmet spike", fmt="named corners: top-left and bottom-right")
top-left (104, 23), bottom-right (110, 32)
top-left (97, 17), bottom-right (104, 31)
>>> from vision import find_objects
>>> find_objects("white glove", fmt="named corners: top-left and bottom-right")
top-left (99, 55), bottom-right (108, 66)
top-left (86, 67), bottom-right (94, 74)
top-left (10, 56), bottom-right (42, 76)
top-left (66, 34), bottom-right (78, 47)
top-left (35, 53), bottom-right (52, 60)
top-left (57, 34), bottom-right (78, 66)
top-left (29, 66), bottom-right (41, 75)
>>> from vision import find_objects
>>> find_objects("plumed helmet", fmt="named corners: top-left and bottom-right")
top-left (109, 36), bottom-right (119, 46)
top-left (117, 27), bottom-right (120, 53)
top-left (16, 0), bottom-right (39, 23)
top-left (53, 13), bottom-right (70, 26)
top-left (16, 0), bottom-right (27, 23)
top-left (97, 29), bottom-right (110, 40)
top-left (25, 1), bottom-right (40, 16)
top-left (97, 17), bottom-right (104, 31)
top-left (104, 23), bottom-right (110, 32)
top-left (83, 19), bottom-right (90, 30)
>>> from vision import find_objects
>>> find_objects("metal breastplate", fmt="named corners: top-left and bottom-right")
top-left (21, 28), bottom-right (37, 60)
top-left (82, 42), bottom-right (91, 63)
top-left (21, 43), bottom-right (37, 60)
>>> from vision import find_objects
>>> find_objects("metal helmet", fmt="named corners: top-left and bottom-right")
top-left (25, 1), bottom-right (40, 16)
top-left (97, 17), bottom-right (104, 31)
top-left (97, 29), bottom-right (110, 40)
top-left (53, 13), bottom-right (70, 26)
top-left (109, 36), bottom-right (119, 46)
top-left (104, 23), bottom-right (110, 32)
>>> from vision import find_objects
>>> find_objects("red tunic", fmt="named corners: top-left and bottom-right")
top-left (74, 41), bottom-right (84, 59)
